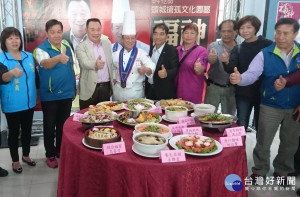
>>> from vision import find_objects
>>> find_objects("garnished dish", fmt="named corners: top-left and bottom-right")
top-left (117, 111), bottom-right (161, 126)
top-left (158, 99), bottom-right (194, 111)
top-left (128, 98), bottom-right (154, 104)
top-left (124, 102), bottom-right (154, 111)
top-left (169, 134), bottom-right (223, 156)
top-left (97, 101), bottom-right (123, 111)
top-left (197, 113), bottom-right (234, 124)
top-left (83, 127), bottom-right (121, 148)
top-left (87, 104), bottom-right (113, 115)
top-left (80, 113), bottom-right (117, 124)
top-left (135, 123), bottom-right (171, 139)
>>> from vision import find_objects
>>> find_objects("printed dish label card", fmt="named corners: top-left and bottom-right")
top-left (168, 123), bottom-right (187, 134)
top-left (177, 117), bottom-right (196, 126)
top-left (160, 150), bottom-right (186, 163)
top-left (73, 113), bottom-right (84, 122)
top-left (102, 141), bottom-right (126, 155)
top-left (182, 127), bottom-right (203, 136)
top-left (223, 126), bottom-right (246, 137)
top-left (148, 106), bottom-right (162, 114)
top-left (220, 136), bottom-right (243, 148)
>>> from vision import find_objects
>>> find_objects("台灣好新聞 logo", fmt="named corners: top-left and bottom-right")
top-left (225, 174), bottom-right (244, 191)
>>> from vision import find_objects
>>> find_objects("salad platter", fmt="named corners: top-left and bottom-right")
top-left (124, 102), bottom-right (156, 111)
top-left (169, 134), bottom-right (223, 156)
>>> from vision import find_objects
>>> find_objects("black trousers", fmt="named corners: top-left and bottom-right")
top-left (5, 108), bottom-right (34, 162)
top-left (79, 82), bottom-right (111, 110)
top-left (41, 98), bottom-right (72, 157)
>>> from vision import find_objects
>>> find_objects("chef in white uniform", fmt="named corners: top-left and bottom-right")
top-left (111, 0), bottom-right (150, 53)
top-left (112, 10), bottom-right (155, 101)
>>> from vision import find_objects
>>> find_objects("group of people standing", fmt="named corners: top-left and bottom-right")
top-left (0, 9), bottom-right (299, 196)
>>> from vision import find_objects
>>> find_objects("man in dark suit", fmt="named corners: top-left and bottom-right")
top-left (145, 23), bottom-right (179, 100)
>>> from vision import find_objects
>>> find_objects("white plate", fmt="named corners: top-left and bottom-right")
top-left (162, 115), bottom-right (178, 123)
top-left (155, 100), bottom-right (194, 111)
top-left (83, 111), bottom-right (117, 116)
top-left (128, 98), bottom-right (154, 104)
top-left (131, 144), bottom-right (169, 158)
top-left (117, 112), bottom-right (162, 127)
top-left (96, 101), bottom-right (124, 111)
top-left (123, 102), bottom-right (156, 111)
top-left (82, 137), bottom-right (124, 150)
top-left (169, 134), bottom-right (223, 156)
top-left (133, 130), bottom-right (173, 139)
top-left (82, 138), bottom-right (102, 150)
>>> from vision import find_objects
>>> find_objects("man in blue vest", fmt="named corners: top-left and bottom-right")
top-left (34, 19), bottom-right (76, 168)
top-left (230, 18), bottom-right (300, 185)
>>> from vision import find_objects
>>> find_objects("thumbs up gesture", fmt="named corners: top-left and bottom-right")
top-left (11, 64), bottom-right (23, 77)
top-left (229, 67), bottom-right (241, 84)
top-left (274, 75), bottom-right (287, 91)
top-left (194, 58), bottom-right (204, 75)
top-left (59, 48), bottom-right (69, 64)
top-left (220, 49), bottom-right (229, 64)
top-left (158, 64), bottom-right (167, 79)
top-left (208, 48), bottom-right (217, 62)
top-left (96, 55), bottom-right (105, 69)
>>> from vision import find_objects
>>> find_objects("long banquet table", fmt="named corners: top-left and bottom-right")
top-left (57, 110), bottom-right (248, 197)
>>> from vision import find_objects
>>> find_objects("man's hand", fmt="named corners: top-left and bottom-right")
top-left (220, 49), bottom-right (229, 64)
top-left (158, 64), bottom-right (167, 79)
top-left (11, 64), bottom-right (23, 77)
top-left (208, 48), bottom-right (217, 62)
top-left (138, 62), bottom-right (147, 75)
top-left (293, 105), bottom-right (300, 122)
top-left (58, 48), bottom-right (69, 64)
top-left (96, 55), bottom-right (105, 70)
top-left (274, 75), bottom-right (287, 91)
top-left (229, 67), bottom-right (242, 84)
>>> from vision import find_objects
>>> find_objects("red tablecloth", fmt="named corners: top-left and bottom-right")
top-left (57, 111), bottom-right (248, 197)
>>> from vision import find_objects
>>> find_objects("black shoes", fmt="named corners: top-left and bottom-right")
top-left (0, 167), bottom-right (8, 177)
top-left (12, 163), bottom-right (22, 174)
top-left (22, 157), bottom-right (37, 166)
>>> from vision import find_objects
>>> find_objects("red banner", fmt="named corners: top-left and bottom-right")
top-left (22, 0), bottom-right (219, 52)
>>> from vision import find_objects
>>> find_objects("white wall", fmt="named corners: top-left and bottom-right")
top-left (243, 0), bottom-right (267, 36)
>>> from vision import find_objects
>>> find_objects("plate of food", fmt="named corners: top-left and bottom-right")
top-left (124, 102), bottom-right (156, 111)
top-left (97, 101), bottom-right (124, 111)
top-left (86, 104), bottom-right (113, 115)
top-left (156, 99), bottom-right (194, 111)
top-left (117, 111), bottom-right (162, 126)
top-left (169, 134), bottom-right (223, 156)
top-left (195, 113), bottom-right (236, 125)
top-left (82, 127), bottom-right (122, 149)
top-left (128, 98), bottom-right (154, 104)
top-left (80, 112), bottom-right (117, 126)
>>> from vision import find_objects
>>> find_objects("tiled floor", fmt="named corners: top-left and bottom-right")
top-left (0, 130), bottom-right (299, 197)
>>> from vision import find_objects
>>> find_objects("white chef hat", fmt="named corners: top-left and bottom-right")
top-left (122, 10), bottom-right (136, 35)
top-left (111, 0), bottom-right (130, 24)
